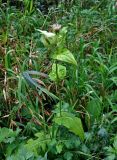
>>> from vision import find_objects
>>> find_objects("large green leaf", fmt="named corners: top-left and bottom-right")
top-left (54, 112), bottom-right (84, 141)
top-left (52, 49), bottom-right (77, 66)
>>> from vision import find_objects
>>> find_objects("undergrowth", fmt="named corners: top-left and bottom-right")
top-left (0, 0), bottom-right (117, 159)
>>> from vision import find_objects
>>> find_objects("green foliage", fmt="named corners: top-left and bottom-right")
top-left (38, 27), bottom-right (77, 64)
top-left (105, 136), bottom-right (117, 160)
top-left (0, 127), bottom-right (21, 143)
top-left (0, 0), bottom-right (117, 159)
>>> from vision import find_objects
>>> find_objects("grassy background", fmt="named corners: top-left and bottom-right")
top-left (0, 0), bottom-right (117, 159)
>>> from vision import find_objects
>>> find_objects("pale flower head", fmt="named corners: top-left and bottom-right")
top-left (51, 24), bottom-right (62, 32)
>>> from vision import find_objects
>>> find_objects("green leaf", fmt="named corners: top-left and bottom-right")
top-left (5, 50), bottom-right (13, 69)
top-left (113, 136), bottom-right (117, 151)
top-left (0, 127), bottom-right (21, 143)
top-left (54, 112), bottom-right (84, 141)
top-left (64, 152), bottom-right (73, 160)
top-left (85, 99), bottom-right (102, 128)
top-left (106, 155), bottom-right (116, 160)
top-left (6, 146), bottom-right (34, 160)
top-left (56, 143), bottom-right (63, 154)
top-left (110, 77), bottom-right (117, 86)
top-left (38, 152), bottom-right (48, 160)
top-left (49, 63), bottom-right (66, 82)
top-left (59, 27), bottom-right (68, 35)
top-left (109, 62), bottom-right (117, 74)
top-left (25, 131), bottom-right (50, 156)
top-left (111, 117), bottom-right (117, 124)
top-left (52, 49), bottom-right (77, 66)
